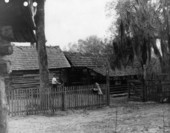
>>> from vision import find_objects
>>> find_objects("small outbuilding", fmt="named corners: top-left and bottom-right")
top-left (64, 52), bottom-right (141, 86)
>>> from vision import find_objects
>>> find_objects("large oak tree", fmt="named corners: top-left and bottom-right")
top-left (107, 0), bottom-right (170, 75)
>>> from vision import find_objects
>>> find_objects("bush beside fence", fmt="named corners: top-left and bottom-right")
top-left (7, 84), bottom-right (108, 116)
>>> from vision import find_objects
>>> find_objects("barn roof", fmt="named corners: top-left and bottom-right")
top-left (64, 52), bottom-right (104, 67)
top-left (0, 0), bottom-right (36, 42)
top-left (64, 52), bottom-right (142, 77)
top-left (5, 46), bottom-right (70, 71)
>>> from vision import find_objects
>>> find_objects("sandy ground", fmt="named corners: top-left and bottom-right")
top-left (9, 97), bottom-right (170, 133)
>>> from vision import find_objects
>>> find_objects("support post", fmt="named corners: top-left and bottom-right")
top-left (128, 81), bottom-right (130, 99)
top-left (106, 64), bottom-right (110, 106)
top-left (142, 65), bottom-right (146, 102)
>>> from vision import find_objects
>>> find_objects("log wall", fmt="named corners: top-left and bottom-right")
top-left (5, 69), bottom-right (67, 90)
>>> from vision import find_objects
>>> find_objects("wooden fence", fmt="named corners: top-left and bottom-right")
top-left (7, 84), bottom-right (108, 116)
top-left (128, 80), bottom-right (170, 102)
top-left (146, 81), bottom-right (170, 102)
top-left (128, 80), bottom-right (144, 101)
top-left (110, 84), bottom-right (128, 97)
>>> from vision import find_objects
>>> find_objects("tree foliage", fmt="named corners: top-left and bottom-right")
top-left (107, 0), bottom-right (170, 71)
top-left (67, 35), bottom-right (109, 55)
top-left (67, 35), bottom-right (115, 69)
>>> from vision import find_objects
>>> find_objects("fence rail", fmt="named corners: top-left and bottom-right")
top-left (110, 85), bottom-right (128, 96)
top-left (7, 84), bottom-right (108, 116)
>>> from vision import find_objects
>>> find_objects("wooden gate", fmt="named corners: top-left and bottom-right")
top-left (146, 81), bottom-right (170, 102)
top-left (128, 79), bottom-right (170, 103)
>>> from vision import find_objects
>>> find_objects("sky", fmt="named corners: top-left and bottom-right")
top-left (45, 0), bottom-right (113, 49)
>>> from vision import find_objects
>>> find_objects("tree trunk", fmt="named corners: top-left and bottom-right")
top-left (0, 39), bottom-right (13, 133)
top-left (35, 0), bottom-right (50, 109)
top-left (0, 76), bottom-right (8, 133)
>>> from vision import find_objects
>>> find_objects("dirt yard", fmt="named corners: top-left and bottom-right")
top-left (9, 97), bottom-right (170, 133)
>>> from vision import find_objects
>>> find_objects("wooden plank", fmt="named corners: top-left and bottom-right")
top-left (13, 90), bottom-right (15, 116)
top-left (12, 90), bottom-right (14, 116)
top-left (68, 86), bottom-right (71, 108)
top-left (76, 86), bottom-right (78, 108)
top-left (16, 89), bottom-right (19, 115)
top-left (76, 86), bottom-right (79, 108)
top-left (32, 88), bottom-right (35, 115)
top-left (92, 85), bottom-right (94, 108)
top-left (69, 86), bottom-right (72, 108)
top-left (62, 86), bottom-right (66, 111)
top-left (52, 86), bottom-right (56, 111)
top-left (59, 86), bottom-right (61, 110)
top-left (79, 87), bottom-right (82, 108)
top-left (11, 80), bottom-right (39, 84)
top-left (71, 86), bottom-right (74, 108)
top-left (10, 91), bottom-right (12, 116)
top-left (82, 87), bottom-right (84, 108)
top-left (85, 88), bottom-right (87, 108)
top-left (66, 87), bottom-right (68, 109)
top-left (19, 89), bottom-right (22, 115)
top-left (89, 86), bottom-right (92, 107)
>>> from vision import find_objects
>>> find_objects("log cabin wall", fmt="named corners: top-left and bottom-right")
top-left (5, 69), bottom-right (68, 90)
top-left (3, 46), bottom-right (71, 90)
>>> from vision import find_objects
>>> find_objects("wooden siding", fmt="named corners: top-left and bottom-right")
top-left (6, 69), bottom-right (67, 90)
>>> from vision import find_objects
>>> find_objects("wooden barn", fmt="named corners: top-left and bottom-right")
top-left (4, 46), bottom-right (70, 90)
top-left (64, 52), bottom-right (141, 85)
top-left (64, 52), bottom-right (109, 85)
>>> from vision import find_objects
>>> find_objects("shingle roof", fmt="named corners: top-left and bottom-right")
top-left (5, 46), bottom-right (70, 71)
top-left (64, 52), bottom-right (96, 67)
top-left (92, 66), bottom-right (141, 77)
top-left (64, 52), bottom-right (141, 77)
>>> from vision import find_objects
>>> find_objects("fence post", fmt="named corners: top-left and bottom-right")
top-left (62, 86), bottom-right (66, 111)
top-left (142, 65), bottom-right (147, 102)
top-left (128, 81), bottom-right (130, 99)
top-left (142, 80), bottom-right (146, 102)
top-left (106, 66), bottom-right (110, 106)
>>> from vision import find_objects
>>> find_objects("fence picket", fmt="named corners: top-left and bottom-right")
top-left (77, 86), bottom-right (79, 108)
top-left (72, 86), bottom-right (74, 108)
top-left (84, 86), bottom-right (86, 108)
top-left (10, 90), bottom-right (12, 116)
top-left (81, 87), bottom-right (83, 108)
